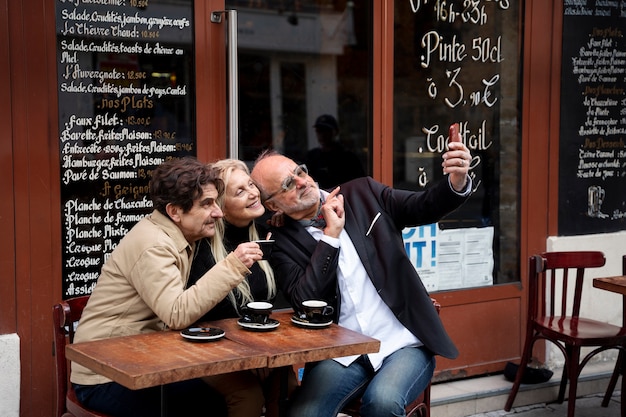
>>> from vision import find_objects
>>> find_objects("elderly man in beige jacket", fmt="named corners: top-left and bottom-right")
top-left (71, 157), bottom-right (265, 417)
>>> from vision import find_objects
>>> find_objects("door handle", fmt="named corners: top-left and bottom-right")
top-left (211, 10), bottom-right (239, 159)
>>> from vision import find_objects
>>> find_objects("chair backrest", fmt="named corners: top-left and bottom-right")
top-left (528, 251), bottom-right (606, 321)
top-left (53, 296), bottom-right (91, 417)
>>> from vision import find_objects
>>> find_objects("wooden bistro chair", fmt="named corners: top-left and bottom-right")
top-left (504, 251), bottom-right (626, 417)
top-left (53, 295), bottom-right (113, 417)
top-left (601, 254), bottom-right (626, 407)
top-left (341, 300), bottom-right (440, 417)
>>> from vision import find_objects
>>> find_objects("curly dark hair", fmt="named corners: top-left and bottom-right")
top-left (149, 157), bottom-right (224, 215)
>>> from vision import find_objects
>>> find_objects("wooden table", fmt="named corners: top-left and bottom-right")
top-left (66, 309), bottom-right (380, 389)
top-left (592, 275), bottom-right (626, 407)
top-left (207, 310), bottom-right (381, 416)
top-left (64, 326), bottom-right (269, 390)
top-left (208, 310), bottom-right (380, 368)
top-left (593, 275), bottom-right (626, 297)
top-left (593, 275), bottom-right (626, 325)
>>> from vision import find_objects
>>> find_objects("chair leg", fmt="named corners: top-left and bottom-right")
top-left (557, 365), bottom-right (568, 403)
top-left (504, 335), bottom-right (535, 411)
top-left (603, 350), bottom-right (622, 407)
top-left (620, 361), bottom-right (626, 417)
top-left (566, 347), bottom-right (581, 417)
top-left (557, 345), bottom-right (573, 404)
top-left (421, 383), bottom-right (430, 417)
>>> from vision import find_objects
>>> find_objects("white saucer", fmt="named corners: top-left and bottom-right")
top-left (237, 318), bottom-right (280, 331)
top-left (180, 327), bottom-right (225, 341)
top-left (291, 315), bottom-right (333, 328)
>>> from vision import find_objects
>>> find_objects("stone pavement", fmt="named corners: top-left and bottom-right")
top-left (465, 391), bottom-right (621, 417)
top-left (429, 361), bottom-right (620, 417)
top-left (338, 362), bottom-right (620, 417)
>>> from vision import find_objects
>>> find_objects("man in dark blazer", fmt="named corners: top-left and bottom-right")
top-left (250, 137), bottom-right (472, 417)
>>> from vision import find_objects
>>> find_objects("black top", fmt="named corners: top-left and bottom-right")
top-left (188, 221), bottom-right (272, 321)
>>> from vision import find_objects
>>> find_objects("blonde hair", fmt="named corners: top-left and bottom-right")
top-left (209, 159), bottom-right (277, 309)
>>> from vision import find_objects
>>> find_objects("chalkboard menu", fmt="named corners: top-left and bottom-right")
top-left (393, 1), bottom-right (518, 223)
top-left (559, 0), bottom-right (626, 236)
top-left (393, 1), bottom-right (521, 284)
top-left (56, 0), bottom-right (196, 298)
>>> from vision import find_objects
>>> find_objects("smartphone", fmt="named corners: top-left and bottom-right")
top-left (449, 123), bottom-right (460, 142)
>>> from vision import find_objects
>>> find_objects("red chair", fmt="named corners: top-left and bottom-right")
top-left (504, 251), bottom-right (626, 417)
top-left (53, 296), bottom-right (113, 417)
top-left (601, 254), bottom-right (626, 407)
top-left (340, 300), bottom-right (440, 417)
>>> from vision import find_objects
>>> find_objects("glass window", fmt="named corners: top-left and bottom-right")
top-left (393, 1), bottom-right (521, 289)
top-left (229, 0), bottom-right (371, 189)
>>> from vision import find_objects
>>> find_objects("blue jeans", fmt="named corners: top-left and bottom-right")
top-left (74, 379), bottom-right (226, 417)
top-left (288, 346), bottom-right (435, 417)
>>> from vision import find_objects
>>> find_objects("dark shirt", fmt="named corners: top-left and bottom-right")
top-left (188, 221), bottom-right (272, 321)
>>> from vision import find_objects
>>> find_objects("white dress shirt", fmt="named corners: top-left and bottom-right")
top-left (305, 190), bottom-right (422, 371)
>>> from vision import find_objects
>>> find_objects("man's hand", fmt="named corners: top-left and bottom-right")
top-left (321, 187), bottom-right (345, 238)
top-left (266, 211), bottom-right (284, 227)
top-left (233, 242), bottom-right (263, 268)
top-left (442, 127), bottom-right (472, 192)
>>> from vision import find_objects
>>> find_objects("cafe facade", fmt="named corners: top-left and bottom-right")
top-left (1, 0), bottom-right (625, 416)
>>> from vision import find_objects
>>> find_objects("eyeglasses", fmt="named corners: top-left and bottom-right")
top-left (265, 164), bottom-right (308, 201)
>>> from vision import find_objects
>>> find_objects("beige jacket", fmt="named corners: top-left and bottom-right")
top-left (71, 210), bottom-right (249, 385)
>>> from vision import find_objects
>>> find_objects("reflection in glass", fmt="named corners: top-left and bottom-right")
top-left (229, 0), bottom-right (371, 189)
top-left (393, 1), bottom-right (521, 286)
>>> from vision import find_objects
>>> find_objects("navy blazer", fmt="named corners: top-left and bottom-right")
top-left (269, 176), bottom-right (469, 359)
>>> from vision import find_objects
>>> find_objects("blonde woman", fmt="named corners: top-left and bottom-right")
top-left (189, 158), bottom-right (294, 417)
top-left (189, 158), bottom-right (276, 317)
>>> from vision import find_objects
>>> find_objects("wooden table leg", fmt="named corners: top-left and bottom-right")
top-left (602, 295), bottom-right (626, 407)
top-left (278, 366), bottom-right (289, 417)
top-left (161, 384), bottom-right (167, 417)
